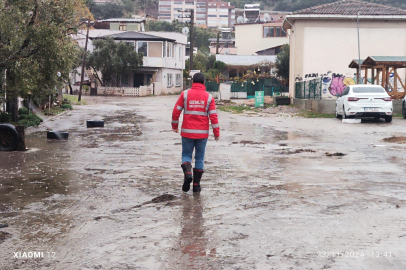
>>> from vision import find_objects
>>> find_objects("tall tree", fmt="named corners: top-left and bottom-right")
top-left (0, 0), bottom-right (88, 119)
top-left (275, 44), bottom-right (289, 86)
top-left (86, 38), bottom-right (143, 86)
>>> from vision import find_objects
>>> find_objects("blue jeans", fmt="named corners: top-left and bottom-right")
top-left (181, 137), bottom-right (208, 170)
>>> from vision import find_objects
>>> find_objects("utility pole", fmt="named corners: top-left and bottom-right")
top-left (357, 11), bottom-right (362, 84)
top-left (178, 9), bottom-right (195, 71)
top-left (216, 32), bottom-right (220, 54)
top-left (78, 19), bottom-right (91, 102)
top-left (2, 69), bottom-right (6, 113)
top-left (189, 9), bottom-right (194, 71)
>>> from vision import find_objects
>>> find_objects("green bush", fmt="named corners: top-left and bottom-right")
top-left (18, 107), bottom-right (29, 115)
top-left (17, 113), bottom-right (43, 128)
top-left (62, 98), bottom-right (71, 105)
top-left (61, 104), bottom-right (73, 110)
top-left (19, 114), bottom-right (28, 120)
top-left (0, 111), bottom-right (11, 123)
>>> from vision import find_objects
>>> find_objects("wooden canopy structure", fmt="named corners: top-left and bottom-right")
top-left (349, 56), bottom-right (406, 99)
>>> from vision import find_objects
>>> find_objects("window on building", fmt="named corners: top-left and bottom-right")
top-left (174, 7), bottom-right (182, 11)
top-left (176, 74), bottom-right (181, 86)
top-left (167, 74), bottom-right (173, 87)
top-left (196, 20), bottom-right (206, 24)
top-left (179, 46), bottom-right (182, 59)
top-left (220, 8), bottom-right (228, 12)
top-left (174, 1), bottom-right (182, 4)
top-left (219, 15), bottom-right (228, 17)
top-left (185, 1), bottom-right (194, 4)
top-left (166, 42), bottom-right (173, 58)
top-left (159, 7), bottom-right (171, 11)
top-left (208, 20), bottom-right (217, 24)
top-left (196, 8), bottom-right (206, 12)
top-left (208, 8), bottom-right (217, 12)
top-left (137, 41), bottom-right (148, 56)
top-left (196, 14), bottom-right (206, 18)
top-left (263, 26), bottom-right (286, 37)
top-left (197, 2), bottom-right (206, 5)
top-left (119, 23), bottom-right (126, 31)
top-left (148, 42), bottom-right (163, 57)
top-left (159, 1), bottom-right (171, 5)
top-left (208, 14), bottom-right (217, 17)
top-left (220, 20), bottom-right (228, 25)
top-left (159, 13), bottom-right (171, 17)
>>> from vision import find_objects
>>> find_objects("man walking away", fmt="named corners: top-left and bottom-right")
top-left (171, 73), bottom-right (220, 192)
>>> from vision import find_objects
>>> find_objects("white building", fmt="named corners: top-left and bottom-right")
top-left (72, 30), bottom-right (187, 94)
top-left (158, 0), bottom-right (235, 28)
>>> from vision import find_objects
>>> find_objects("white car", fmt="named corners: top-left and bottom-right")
top-left (335, 84), bottom-right (393, 122)
top-left (402, 96), bottom-right (406, 119)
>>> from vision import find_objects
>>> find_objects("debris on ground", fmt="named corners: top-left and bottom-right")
top-left (325, 152), bottom-right (346, 157)
top-left (383, 136), bottom-right (406, 143)
top-left (281, 148), bottom-right (316, 154)
top-left (0, 224), bottom-right (8, 228)
top-left (237, 140), bottom-right (265, 145)
top-left (112, 194), bottom-right (178, 213)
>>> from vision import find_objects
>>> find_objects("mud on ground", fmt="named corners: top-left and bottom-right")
top-left (1, 96), bottom-right (406, 270)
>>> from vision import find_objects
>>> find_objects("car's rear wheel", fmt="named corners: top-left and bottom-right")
top-left (402, 103), bottom-right (406, 119)
top-left (385, 116), bottom-right (392, 123)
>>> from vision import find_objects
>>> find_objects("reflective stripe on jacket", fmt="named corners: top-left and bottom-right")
top-left (172, 83), bottom-right (220, 139)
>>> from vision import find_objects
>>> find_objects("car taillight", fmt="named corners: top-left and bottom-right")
top-left (383, 97), bottom-right (392, 101)
top-left (348, 97), bottom-right (359, 101)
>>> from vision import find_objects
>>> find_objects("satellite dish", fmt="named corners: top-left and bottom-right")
top-left (263, 13), bottom-right (271, 22)
top-left (236, 16), bottom-right (244, 24)
top-left (182, 27), bottom-right (189, 35)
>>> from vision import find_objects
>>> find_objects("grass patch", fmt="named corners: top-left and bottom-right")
top-left (218, 105), bottom-right (259, 114)
top-left (296, 110), bottom-right (336, 118)
top-left (63, 94), bottom-right (87, 105)
top-left (393, 113), bottom-right (403, 118)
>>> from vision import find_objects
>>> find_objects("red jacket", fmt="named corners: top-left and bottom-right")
top-left (172, 83), bottom-right (220, 139)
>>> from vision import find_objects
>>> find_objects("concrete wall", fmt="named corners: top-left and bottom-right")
top-left (293, 98), bottom-right (404, 114)
top-left (288, 19), bottom-right (406, 97)
top-left (235, 23), bottom-right (289, 55)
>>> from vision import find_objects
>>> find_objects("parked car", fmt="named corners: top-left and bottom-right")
top-left (402, 96), bottom-right (406, 119)
top-left (335, 85), bottom-right (393, 122)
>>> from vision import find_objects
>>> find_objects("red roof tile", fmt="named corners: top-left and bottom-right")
top-left (293, 0), bottom-right (406, 16)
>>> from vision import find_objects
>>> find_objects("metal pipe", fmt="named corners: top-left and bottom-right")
top-left (357, 11), bottom-right (362, 84)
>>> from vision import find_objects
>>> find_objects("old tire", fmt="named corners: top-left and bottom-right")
top-left (0, 124), bottom-right (19, 151)
top-left (87, 120), bottom-right (104, 128)
top-left (47, 131), bottom-right (69, 139)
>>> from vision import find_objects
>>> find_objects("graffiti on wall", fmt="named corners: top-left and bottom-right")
top-left (321, 72), bottom-right (356, 98)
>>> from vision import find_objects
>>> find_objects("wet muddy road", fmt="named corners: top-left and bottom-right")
top-left (1, 96), bottom-right (406, 270)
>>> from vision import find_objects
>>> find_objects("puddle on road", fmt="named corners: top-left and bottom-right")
top-left (0, 133), bottom-right (85, 211)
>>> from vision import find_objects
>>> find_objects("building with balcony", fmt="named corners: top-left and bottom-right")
top-left (73, 30), bottom-right (187, 94)
top-left (158, 0), bottom-right (235, 28)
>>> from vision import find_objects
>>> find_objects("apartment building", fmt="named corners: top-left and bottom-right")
top-left (158, 0), bottom-right (235, 28)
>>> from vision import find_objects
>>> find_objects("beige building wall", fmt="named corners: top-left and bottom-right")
top-left (235, 23), bottom-right (289, 55)
top-left (288, 19), bottom-right (406, 97)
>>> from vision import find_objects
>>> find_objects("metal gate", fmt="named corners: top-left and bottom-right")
top-left (295, 78), bottom-right (322, 99)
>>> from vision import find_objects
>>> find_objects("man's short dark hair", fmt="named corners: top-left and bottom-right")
top-left (192, 73), bottom-right (205, 84)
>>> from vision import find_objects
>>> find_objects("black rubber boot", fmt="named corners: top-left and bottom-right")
top-left (193, 168), bottom-right (204, 192)
top-left (181, 162), bottom-right (193, 192)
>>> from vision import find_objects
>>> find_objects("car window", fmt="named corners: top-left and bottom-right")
top-left (342, 87), bottom-right (349, 96)
top-left (353, 87), bottom-right (386, 93)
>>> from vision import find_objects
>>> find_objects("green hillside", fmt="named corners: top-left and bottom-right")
top-left (230, 0), bottom-right (406, 11)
